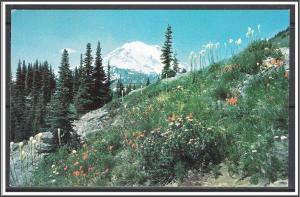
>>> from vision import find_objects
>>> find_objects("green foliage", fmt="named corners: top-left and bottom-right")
top-left (214, 83), bottom-right (230, 100)
top-left (161, 24), bottom-right (176, 79)
top-left (208, 63), bottom-right (221, 73)
top-left (231, 40), bottom-right (283, 74)
top-left (92, 41), bottom-right (109, 109)
top-left (137, 116), bottom-right (228, 183)
top-left (269, 27), bottom-right (290, 48)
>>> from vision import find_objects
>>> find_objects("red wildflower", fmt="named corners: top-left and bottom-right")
top-left (82, 152), bottom-right (88, 161)
top-left (284, 70), bottom-right (289, 78)
top-left (226, 97), bottom-right (238, 105)
top-left (64, 165), bottom-right (69, 171)
top-left (73, 170), bottom-right (80, 177)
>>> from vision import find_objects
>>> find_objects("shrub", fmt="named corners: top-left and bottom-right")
top-left (209, 63), bottom-right (222, 73)
top-left (231, 40), bottom-right (283, 75)
top-left (214, 83), bottom-right (231, 100)
top-left (137, 113), bottom-right (229, 183)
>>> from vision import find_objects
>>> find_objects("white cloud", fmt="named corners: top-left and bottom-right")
top-left (60, 48), bottom-right (77, 54)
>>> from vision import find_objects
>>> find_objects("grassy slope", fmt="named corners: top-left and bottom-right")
top-left (32, 38), bottom-right (289, 187)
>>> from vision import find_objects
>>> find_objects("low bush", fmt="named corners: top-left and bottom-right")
top-left (231, 40), bottom-right (283, 75)
top-left (137, 113), bottom-right (229, 183)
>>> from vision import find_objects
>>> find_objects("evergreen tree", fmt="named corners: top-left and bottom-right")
top-left (25, 63), bottom-right (33, 95)
top-left (41, 61), bottom-right (51, 103)
top-left (78, 53), bottom-right (84, 81)
top-left (46, 92), bottom-right (78, 149)
top-left (92, 41), bottom-right (107, 109)
top-left (21, 60), bottom-right (27, 91)
top-left (75, 43), bottom-right (95, 115)
top-left (58, 49), bottom-right (73, 104)
top-left (32, 93), bottom-right (46, 132)
top-left (107, 60), bottom-right (111, 86)
top-left (172, 52), bottom-right (180, 73)
top-left (116, 78), bottom-right (124, 97)
top-left (48, 49), bottom-right (78, 148)
top-left (73, 66), bottom-right (80, 96)
top-left (105, 60), bottom-right (112, 102)
top-left (84, 43), bottom-right (93, 76)
top-left (49, 65), bottom-right (56, 95)
top-left (146, 78), bottom-right (150, 86)
top-left (32, 60), bottom-right (41, 104)
top-left (8, 73), bottom-right (15, 141)
top-left (13, 62), bottom-right (27, 140)
top-left (161, 24), bottom-right (175, 79)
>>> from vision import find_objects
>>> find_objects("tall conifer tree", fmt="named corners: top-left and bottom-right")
top-left (161, 24), bottom-right (175, 79)
top-left (75, 43), bottom-right (95, 114)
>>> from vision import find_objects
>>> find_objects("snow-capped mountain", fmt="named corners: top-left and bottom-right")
top-left (103, 41), bottom-right (164, 75)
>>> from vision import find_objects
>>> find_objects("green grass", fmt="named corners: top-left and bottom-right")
top-left (32, 39), bottom-right (289, 186)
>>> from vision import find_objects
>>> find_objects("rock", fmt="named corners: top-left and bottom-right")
top-left (37, 132), bottom-right (53, 144)
top-left (35, 142), bottom-right (53, 153)
top-left (268, 179), bottom-right (288, 187)
top-left (73, 107), bottom-right (112, 138)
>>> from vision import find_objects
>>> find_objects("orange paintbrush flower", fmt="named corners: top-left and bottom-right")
top-left (64, 165), bottom-right (69, 171)
top-left (226, 97), bottom-right (238, 105)
top-left (73, 170), bottom-right (80, 177)
top-left (284, 70), bottom-right (289, 78)
top-left (167, 113), bottom-right (176, 122)
top-left (83, 152), bottom-right (88, 161)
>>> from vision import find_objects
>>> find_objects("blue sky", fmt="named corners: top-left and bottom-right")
top-left (11, 9), bottom-right (289, 73)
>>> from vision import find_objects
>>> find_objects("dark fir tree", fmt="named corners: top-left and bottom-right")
top-left (160, 24), bottom-right (175, 79)
top-left (41, 61), bottom-right (51, 103)
top-left (75, 43), bottom-right (95, 115)
top-left (73, 66), bottom-right (80, 96)
top-left (48, 49), bottom-right (78, 148)
top-left (172, 52), bottom-right (180, 73)
top-left (105, 60), bottom-right (112, 102)
top-left (21, 60), bottom-right (27, 90)
top-left (116, 78), bottom-right (124, 97)
top-left (58, 50), bottom-right (73, 103)
top-left (32, 60), bottom-right (41, 104)
top-left (78, 53), bottom-right (84, 81)
top-left (13, 62), bottom-right (27, 140)
top-left (49, 65), bottom-right (56, 95)
top-left (25, 63), bottom-right (33, 95)
top-left (146, 78), bottom-right (150, 86)
top-left (92, 41), bottom-right (107, 109)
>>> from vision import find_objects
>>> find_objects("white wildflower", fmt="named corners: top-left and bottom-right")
top-left (51, 179), bottom-right (56, 183)
top-left (199, 49), bottom-right (205, 56)
top-left (280, 136), bottom-right (288, 140)
top-left (32, 139), bottom-right (37, 145)
top-left (51, 164), bottom-right (55, 169)
top-left (37, 133), bottom-right (43, 138)
top-left (251, 149), bottom-right (257, 153)
top-left (257, 134), bottom-right (262, 137)
top-left (71, 150), bottom-right (77, 154)
top-left (274, 136), bottom-right (279, 139)
top-left (19, 142), bottom-right (24, 148)
top-left (235, 38), bottom-right (242, 46)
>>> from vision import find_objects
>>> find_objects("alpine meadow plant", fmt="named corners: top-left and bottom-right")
top-left (137, 113), bottom-right (229, 184)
